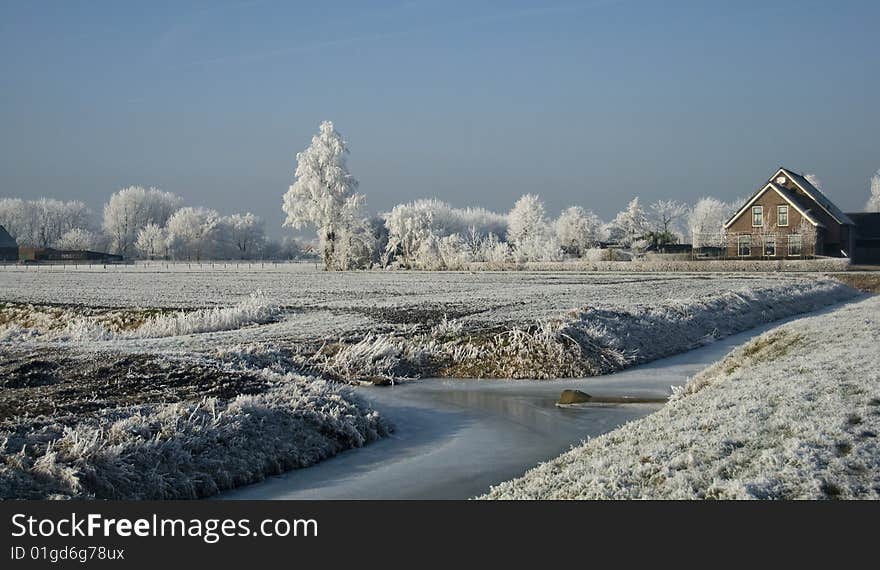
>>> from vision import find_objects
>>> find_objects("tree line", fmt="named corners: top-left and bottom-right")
top-left (283, 122), bottom-right (880, 270)
top-left (3, 120), bottom-right (879, 267)
top-left (282, 121), bottom-right (745, 270)
top-left (0, 188), bottom-right (302, 261)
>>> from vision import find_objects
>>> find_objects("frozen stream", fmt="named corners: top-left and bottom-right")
top-left (222, 316), bottom-right (810, 500)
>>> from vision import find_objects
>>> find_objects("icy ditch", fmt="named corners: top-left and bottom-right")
top-left (0, 292), bottom-right (281, 343)
top-left (0, 372), bottom-right (390, 500)
top-left (309, 279), bottom-right (860, 381)
top-left (222, 310), bottom-right (824, 500)
top-left (480, 295), bottom-right (880, 500)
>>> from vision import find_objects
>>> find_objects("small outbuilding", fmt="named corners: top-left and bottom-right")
top-left (18, 247), bottom-right (123, 263)
top-left (0, 224), bottom-right (17, 262)
top-left (848, 212), bottom-right (880, 265)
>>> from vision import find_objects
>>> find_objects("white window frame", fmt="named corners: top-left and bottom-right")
top-left (738, 235), bottom-right (751, 257)
top-left (764, 234), bottom-right (776, 257)
top-left (788, 234), bottom-right (802, 257)
top-left (752, 205), bottom-right (763, 227)
top-left (777, 205), bottom-right (789, 226)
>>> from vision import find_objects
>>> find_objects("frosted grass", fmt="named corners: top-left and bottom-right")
top-left (481, 295), bottom-right (879, 499)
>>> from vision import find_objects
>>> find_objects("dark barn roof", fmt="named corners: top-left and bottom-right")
top-left (0, 224), bottom-right (17, 248)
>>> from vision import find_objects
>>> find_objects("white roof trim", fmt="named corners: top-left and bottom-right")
top-left (772, 168), bottom-right (855, 226)
top-left (723, 183), bottom-right (821, 229)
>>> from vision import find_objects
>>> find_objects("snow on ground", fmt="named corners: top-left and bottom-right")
top-left (1, 372), bottom-right (390, 499)
top-left (0, 264), bottom-right (824, 315)
top-left (0, 265), bottom-right (865, 498)
top-left (0, 265), bottom-right (846, 350)
top-left (0, 267), bottom-right (860, 379)
top-left (480, 295), bottom-right (880, 499)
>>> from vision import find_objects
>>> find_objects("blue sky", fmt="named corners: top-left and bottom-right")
top-left (1, 0), bottom-right (878, 236)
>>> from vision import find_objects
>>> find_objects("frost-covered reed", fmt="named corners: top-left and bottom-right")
top-left (128, 292), bottom-right (280, 338)
top-left (312, 278), bottom-right (860, 380)
top-left (0, 376), bottom-right (389, 499)
top-left (0, 292), bottom-right (281, 342)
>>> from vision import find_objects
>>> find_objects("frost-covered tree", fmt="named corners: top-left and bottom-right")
top-left (507, 195), bottom-right (561, 262)
top-left (103, 186), bottom-right (182, 256)
top-left (331, 221), bottom-right (378, 270)
top-left (507, 194), bottom-right (548, 246)
top-left (220, 213), bottom-right (266, 259)
top-left (805, 173), bottom-right (823, 190)
top-left (258, 236), bottom-right (308, 261)
top-left (32, 198), bottom-right (93, 248)
top-left (0, 198), bottom-right (28, 242)
top-left (506, 194), bottom-right (560, 262)
top-left (282, 121), bottom-right (368, 270)
top-left (54, 228), bottom-right (103, 251)
top-left (607, 197), bottom-right (649, 248)
top-left (382, 198), bottom-right (507, 268)
top-left (277, 236), bottom-right (309, 260)
top-left (648, 200), bottom-right (688, 245)
top-left (135, 223), bottom-right (170, 260)
top-left (31, 198), bottom-right (66, 247)
top-left (513, 234), bottom-right (563, 263)
top-left (689, 197), bottom-right (732, 248)
top-left (555, 206), bottom-right (602, 256)
top-left (798, 218), bottom-right (819, 257)
top-left (383, 200), bottom-right (436, 267)
top-left (166, 207), bottom-right (219, 261)
top-left (866, 170), bottom-right (880, 212)
top-left (479, 233), bottom-right (512, 267)
top-left (0, 198), bottom-right (95, 248)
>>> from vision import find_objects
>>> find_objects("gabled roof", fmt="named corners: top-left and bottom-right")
top-left (772, 183), bottom-right (824, 227)
top-left (0, 224), bottom-right (17, 248)
top-left (773, 167), bottom-right (855, 226)
top-left (724, 181), bottom-right (824, 229)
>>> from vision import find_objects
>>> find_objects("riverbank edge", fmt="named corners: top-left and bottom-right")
top-left (479, 294), bottom-right (880, 499)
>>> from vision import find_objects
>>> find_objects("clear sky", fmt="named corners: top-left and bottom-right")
top-left (1, 0), bottom-right (878, 237)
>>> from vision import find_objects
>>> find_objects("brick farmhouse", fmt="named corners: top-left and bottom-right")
top-left (723, 167), bottom-right (855, 259)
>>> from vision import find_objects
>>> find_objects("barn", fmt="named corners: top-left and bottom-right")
top-left (17, 247), bottom-right (123, 263)
top-left (0, 224), bottom-right (17, 261)
top-left (848, 212), bottom-right (880, 265)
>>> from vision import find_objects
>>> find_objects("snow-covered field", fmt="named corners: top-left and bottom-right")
top-left (0, 265), bottom-right (866, 499)
top-left (0, 265), bottom-right (851, 343)
top-left (0, 263), bottom-right (833, 312)
top-left (480, 294), bottom-right (880, 500)
top-left (0, 267), bottom-right (861, 381)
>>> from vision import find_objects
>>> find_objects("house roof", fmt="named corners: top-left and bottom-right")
top-left (771, 184), bottom-right (824, 226)
top-left (724, 181), bottom-right (824, 229)
top-left (0, 225), bottom-right (17, 248)
top-left (774, 167), bottom-right (855, 226)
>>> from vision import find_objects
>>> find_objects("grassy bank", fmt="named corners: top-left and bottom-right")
top-left (304, 279), bottom-right (860, 381)
top-left (480, 295), bottom-right (880, 500)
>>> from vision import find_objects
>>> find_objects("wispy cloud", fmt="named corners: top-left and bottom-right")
top-left (187, 0), bottom-right (619, 67)
top-left (189, 28), bottom-right (426, 66)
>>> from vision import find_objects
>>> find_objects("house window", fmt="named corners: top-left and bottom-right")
top-left (738, 236), bottom-right (751, 257)
top-left (764, 235), bottom-right (776, 257)
top-left (777, 205), bottom-right (789, 226)
top-left (788, 234), bottom-right (802, 256)
top-left (752, 206), bottom-right (763, 227)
